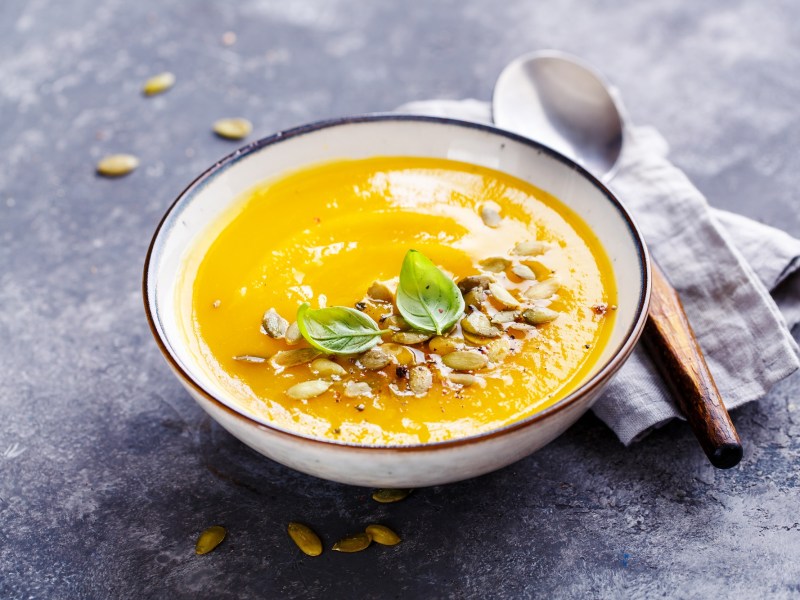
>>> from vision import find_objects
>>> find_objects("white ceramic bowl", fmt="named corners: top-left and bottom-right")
top-left (144, 115), bottom-right (651, 487)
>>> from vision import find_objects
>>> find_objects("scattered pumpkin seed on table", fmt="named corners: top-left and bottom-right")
top-left (213, 118), bottom-right (253, 140)
top-left (332, 532), bottom-right (372, 553)
top-left (195, 525), bottom-right (226, 555)
top-left (96, 154), bottom-right (139, 177)
top-left (365, 524), bottom-right (401, 546)
top-left (372, 488), bottom-right (412, 503)
top-left (287, 522), bottom-right (323, 557)
top-left (142, 71), bottom-right (176, 96)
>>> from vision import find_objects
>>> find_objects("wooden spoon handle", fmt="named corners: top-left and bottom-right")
top-left (642, 262), bottom-right (743, 469)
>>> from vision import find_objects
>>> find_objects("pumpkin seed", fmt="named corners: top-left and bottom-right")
top-left (448, 373), bottom-right (479, 386)
top-left (232, 354), bottom-right (268, 363)
top-left (285, 321), bottom-right (302, 344)
top-left (458, 275), bottom-right (494, 294)
top-left (360, 346), bottom-right (393, 370)
top-left (491, 310), bottom-right (519, 324)
top-left (356, 299), bottom-right (391, 323)
top-left (287, 522), bottom-right (322, 557)
top-left (463, 288), bottom-right (487, 309)
top-left (511, 264), bottom-right (537, 281)
top-left (480, 202), bottom-right (502, 228)
top-left (344, 381), bottom-right (372, 397)
top-left (506, 321), bottom-right (536, 334)
top-left (365, 524), bottom-right (401, 546)
top-left (488, 283), bottom-right (520, 309)
top-left (524, 276), bottom-right (562, 300)
top-left (262, 308), bottom-right (288, 339)
top-left (512, 240), bottom-right (551, 256)
top-left (462, 331), bottom-right (488, 346)
top-left (96, 154), bottom-right (139, 177)
top-left (195, 525), bottom-right (226, 555)
top-left (332, 532), bottom-right (372, 553)
top-left (272, 348), bottom-right (321, 368)
top-left (368, 281), bottom-right (394, 303)
top-left (310, 357), bottom-right (346, 376)
top-left (391, 331), bottom-right (433, 345)
top-left (442, 350), bottom-right (489, 371)
top-left (382, 343), bottom-right (416, 365)
top-left (486, 336), bottom-right (511, 362)
top-left (479, 257), bottom-right (510, 273)
top-left (142, 71), bottom-right (175, 96)
top-left (213, 117), bottom-right (253, 140)
top-left (461, 312), bottom-right (503, 338)
top-left (382, 315), bottom-right (409, 331)
top-left (372, 488), bottom-right (412, 503)
top-left (409, 365), bottom-right (433, 395)
top-left (522, 307), bottom-right (560, 325)
top-left (286, 380), bottom-right (331, 399)
top-left (428, 335), bottom-right (463, 355)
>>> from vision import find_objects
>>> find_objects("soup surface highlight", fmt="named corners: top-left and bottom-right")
top-left (186, 157), bottom-right (616, 445)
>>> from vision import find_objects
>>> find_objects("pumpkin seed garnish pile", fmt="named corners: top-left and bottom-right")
top-left (228, 236), bottom-right (606, 402)
top-left (195, 525), bottom-right (226, 555)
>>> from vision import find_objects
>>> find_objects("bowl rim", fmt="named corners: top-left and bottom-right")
top-left (143, 113), bottom-right (652, 452)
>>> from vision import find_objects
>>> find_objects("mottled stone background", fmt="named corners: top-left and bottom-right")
top-left (1, 1), bottom-right (799, 598)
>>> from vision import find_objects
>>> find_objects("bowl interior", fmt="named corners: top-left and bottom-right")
top-left (145, 115), bottom-right (649, 440)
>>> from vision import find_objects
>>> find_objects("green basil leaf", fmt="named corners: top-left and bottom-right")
top-left (396, 250), bottom-right (465, 335)
top-left (296, 303), bottom-right (386, 355)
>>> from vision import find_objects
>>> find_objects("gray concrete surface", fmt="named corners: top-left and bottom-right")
top-left (2, 1), bottom-right (799, 598)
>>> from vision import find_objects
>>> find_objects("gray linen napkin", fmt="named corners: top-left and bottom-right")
top-left (396, 99), bottom-right (800, 444)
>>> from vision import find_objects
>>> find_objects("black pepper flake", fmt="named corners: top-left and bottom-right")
top-left (396, 366), bottom-right (409, 379)
top-left (584, 344), bottom-right (591, 349)
top-left (355, 301), bottom-right (367, 311)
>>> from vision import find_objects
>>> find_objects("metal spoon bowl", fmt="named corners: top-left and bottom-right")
top-left (493, 50), bottom-right (624, 182)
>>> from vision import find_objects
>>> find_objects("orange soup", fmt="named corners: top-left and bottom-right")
top-left (184, 157), bottom-right (616, 445)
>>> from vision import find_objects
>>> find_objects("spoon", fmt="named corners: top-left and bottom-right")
top-left (493, 50), bottom-right (743, 469)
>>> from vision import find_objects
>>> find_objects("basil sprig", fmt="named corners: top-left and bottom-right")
top-left (396, 249), bottom-right (465, 335)
top-left (296, 303), bottom-right (386, 355)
